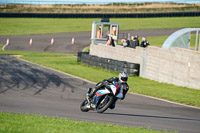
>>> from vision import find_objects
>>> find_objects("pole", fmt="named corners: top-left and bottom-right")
top-left (188, 32), bottom-right (191, 48)
top-left (199, 33), bottom-right (200, 51)
top-left (128, 33), bottom-right (130, 40)
top-left (195, 30), bottom-right (198, 51)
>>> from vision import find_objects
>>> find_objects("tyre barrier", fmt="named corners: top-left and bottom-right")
top-left (77, 52), bottom-right (140, 76)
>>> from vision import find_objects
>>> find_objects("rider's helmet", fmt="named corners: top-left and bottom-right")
top-left (118, 71), bottom-right (128, 83)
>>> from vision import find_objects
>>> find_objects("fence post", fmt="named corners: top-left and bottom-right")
top-left (141, 49), bottom-right (147, 78)
top-left (128, 33), bottom-right (131, 40)
top-left (195, 30), bottom-right (198, 51)
top-left (199, 33), bottom-right (200, 51)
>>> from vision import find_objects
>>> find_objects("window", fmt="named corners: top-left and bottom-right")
top-left (102, 25), bottom-right (110, 38)
top-left (96, 24), bottom-right (102, 38)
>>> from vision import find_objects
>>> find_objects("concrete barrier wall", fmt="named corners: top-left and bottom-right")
top-left (90, 44), bottom-right (200, 90)
top-left (90, 44), bottom-right (143, 64)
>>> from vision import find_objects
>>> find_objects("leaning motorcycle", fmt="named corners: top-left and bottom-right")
top-left (80, 81), bottom-right (123, 113)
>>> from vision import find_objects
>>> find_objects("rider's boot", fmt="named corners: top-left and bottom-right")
top-left (86, 88), bottom-right (93, 107)
top-left (109, 99), bottom-right (117, 109)
top-left (86, 89), bottom-right (96, 109)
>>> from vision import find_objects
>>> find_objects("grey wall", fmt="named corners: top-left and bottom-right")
top-left (90, 44), bottom-right (200, 90)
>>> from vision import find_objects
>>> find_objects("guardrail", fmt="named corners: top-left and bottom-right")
top-left (77, 52), bottom-right (140, 76)
top-left (0, 11), bottom-right (200, 18)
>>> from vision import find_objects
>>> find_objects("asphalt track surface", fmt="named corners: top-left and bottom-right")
top-left (0, 29), bottom-right (179, 54)
top-left (0, 55), bottom-right (200, 133)
top-left (0, 29), bottom-right (200, 133)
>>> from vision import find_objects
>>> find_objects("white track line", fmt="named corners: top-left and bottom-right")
top-left (15, 56), bottom-right (200, 110)
top-left (2, 44), bottom-right (7, 51)
top-left (131, 93), bottom-right (200, 110)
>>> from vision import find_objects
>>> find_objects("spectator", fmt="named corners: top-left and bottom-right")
top-left (106, 35), bottom-right (115, 47)
top-left (111, 26), bottom-right (117, 36)
top-left (141, 37), bottom-right (149, 48)
top-left (97, 27), bottom-right (101, 38)
top-left (129, 35), bottom-right (139, 48)
top-left (133, 35), bottom-right (139, 46)
top-left (121, 38), bottom-right (128, 48)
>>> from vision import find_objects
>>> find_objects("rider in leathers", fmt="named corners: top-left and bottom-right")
top-left (88, 71), bottom-right (129, 109)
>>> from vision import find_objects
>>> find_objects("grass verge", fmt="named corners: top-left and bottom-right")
top-left (0, 17), bottom-right (200, 35)
top-left (0, 44), bottom-right (200, 107)
top-left (143, 34), bottom-right (198, 48)
top-left (0, 112), bottom-right (173, 133)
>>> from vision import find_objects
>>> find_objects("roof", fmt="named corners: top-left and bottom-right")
top-left (92, 21), bottom-right (120, 25)
top-left (162, 28), bottom-right (200, 50)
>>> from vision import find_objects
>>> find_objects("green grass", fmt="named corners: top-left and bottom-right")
top-left (0, 45), bottom-right (200, 107)
top-left (117, 36), bottom-right (168, 47)
top-left (82, 46), bottom-right (90, 52)
top-left (147, 36), bottom-right (168, 47)
top-left (116, 17), bottom-right (200, 31)
top-left (0, 18), bottom-right (99, 35)
top-left (0, 112), bottom-right (172, 133)
top-left (0, 17), bottom-right (200, 35)
top-left (144, 34), bottom-right (198, 48)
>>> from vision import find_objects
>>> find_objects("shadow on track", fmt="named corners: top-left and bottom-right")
top-left (0, 55), bottom-right (76, 95)
top-left (104, 112), bottom-right (200, 122)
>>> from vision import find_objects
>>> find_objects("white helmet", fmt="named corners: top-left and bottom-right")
top-left (119, 71), bottom-right (128, 83)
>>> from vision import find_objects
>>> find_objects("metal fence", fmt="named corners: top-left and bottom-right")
top-left (1, 12), bottom-right (200, 18)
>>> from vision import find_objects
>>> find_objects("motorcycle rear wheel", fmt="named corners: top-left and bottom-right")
top-left (96, 95), bottom-right (114, 113)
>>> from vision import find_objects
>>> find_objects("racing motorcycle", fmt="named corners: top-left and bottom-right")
top-left (80, 81), bottom-right (123, 113)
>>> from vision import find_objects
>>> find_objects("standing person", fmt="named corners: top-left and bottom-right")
top-left (133, 35), bottom-right (139, 47)
top-left (129, 35), bottom-right (139, 48)
top-left (141, 37), bottom-right (149, 48)
top-left (97, 27), bottom-right (101, 38)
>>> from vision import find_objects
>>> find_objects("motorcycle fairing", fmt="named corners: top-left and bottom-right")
top-left (94, 88), bottom-right (110, 107)
top-left (96, 89), bottom-right (110, 97)
top-left (111, 81), bottom-right (123, 99)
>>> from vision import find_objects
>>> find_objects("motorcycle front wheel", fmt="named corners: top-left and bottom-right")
top-left (80, 99), bottom-right (90, 112)
top-left (96, 95), bottom-right (114, 113)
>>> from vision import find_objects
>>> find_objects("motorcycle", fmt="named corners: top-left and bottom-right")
top-left (80, 81), bottom-right (123, 113)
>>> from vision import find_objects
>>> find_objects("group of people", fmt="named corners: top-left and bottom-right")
top-left (97, 26), bottom-right (116, 47)
top-left (121, 35), bottom-right (150, 48)
top-left (97, 27), bottom-right (149, 48)
top-left (105, 34), bottom-right (150, 48)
